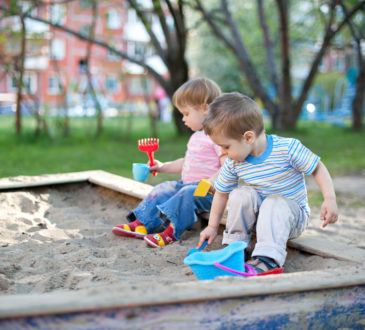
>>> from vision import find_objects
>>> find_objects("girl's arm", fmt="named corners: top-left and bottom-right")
top-left (198, 191), bottom-right (229, 247)
top-left (207, 154), bottom-right (228, 192)
top-left (149, 158), bottom-right (184, 174)
top-left (311, 161), bottom-right (338, 228)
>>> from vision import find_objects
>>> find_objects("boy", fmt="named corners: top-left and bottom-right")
top-left (198, 92), bottom-right (338, 273)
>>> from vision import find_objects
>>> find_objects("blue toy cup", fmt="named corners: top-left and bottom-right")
top-left (132, 163), bottom-right (150, 182)
top-left (184, 241), bottom-right (247, 280)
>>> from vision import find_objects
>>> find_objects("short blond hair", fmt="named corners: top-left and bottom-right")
top-left (172, 77), bottom-right (221, 110)
top-left (203, 92), bottom-right (264, 139)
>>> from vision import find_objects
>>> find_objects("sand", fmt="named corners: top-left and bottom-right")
top-left (0, 180), bottom-right (364, 295)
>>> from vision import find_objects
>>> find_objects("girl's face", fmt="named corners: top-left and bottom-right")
top-left (179, 106), bottom-right (207, 131)
top-left (210, 131), bottom-right (255, 162)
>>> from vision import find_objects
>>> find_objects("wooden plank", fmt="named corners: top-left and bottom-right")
top-left (0, 171), bottom-right (95, 190)
top-left (289, 234), bottom-right (365, 263)
top-left (1, 286), bottom-right (363, 329)
top-left (88, 170), bottom-right (153, 200)
top-left (0, 264), bottom-right (364, 319)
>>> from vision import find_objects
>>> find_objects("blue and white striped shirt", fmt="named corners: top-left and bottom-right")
top-left (215, 134), bottom-right (320, 216)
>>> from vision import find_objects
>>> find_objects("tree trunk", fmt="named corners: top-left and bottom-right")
top-left (352, 60), bottom-right (365, 131)
top-left (15, 16), bottom-right (26, 135)
top-left (168, 57), bottom-right (191, 135)
top-left (277, 0), bottom-right (292, 130)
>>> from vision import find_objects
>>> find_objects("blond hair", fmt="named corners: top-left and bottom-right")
top-left (172, 77), bottom-right (221, 110)
top-left (203, 92), bottom-right (264, 139)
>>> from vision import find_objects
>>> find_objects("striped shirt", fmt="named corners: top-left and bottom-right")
top-left (182, 131), bottom-right (222, 183)
top-left (215, 134), bottom-right (320, 216)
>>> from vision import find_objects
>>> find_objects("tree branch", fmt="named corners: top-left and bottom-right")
top-left (219, 0), bottom-right (277, 114)
top-left (152, 0), bottom-right (171, 47)
top-left (257, 0), bottom-right (279, 96)
top-left (126, 0), bottom-right (167, 63)
top-left (276, 0), bottom-right (292, 112)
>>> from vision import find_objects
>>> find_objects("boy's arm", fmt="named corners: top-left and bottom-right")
top-left (198, 191), bottom-right (229, 247)
top-left (150, 158), bottom-right (184, 174)
top-left (311, 161), bottom-right (338, 228)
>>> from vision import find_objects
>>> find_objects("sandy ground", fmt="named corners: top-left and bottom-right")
top-left (0, 180), bottom-right (364, 295)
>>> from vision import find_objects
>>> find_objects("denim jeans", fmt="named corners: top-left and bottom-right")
top-left (128, 181), bottom-right (213, 239)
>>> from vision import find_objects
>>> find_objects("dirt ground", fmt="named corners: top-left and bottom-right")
top-left (0, 178), bottom-right (364, 295)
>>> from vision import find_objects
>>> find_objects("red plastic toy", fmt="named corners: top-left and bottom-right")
top-left (138, 138), bottom-right (159, 176)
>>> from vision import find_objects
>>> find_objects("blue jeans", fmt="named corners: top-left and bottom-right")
top-left (129, 181), bottom-right (213, 239)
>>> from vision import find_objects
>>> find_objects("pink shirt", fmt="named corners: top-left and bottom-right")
top-left (181, 131), bottom-right (222, 183)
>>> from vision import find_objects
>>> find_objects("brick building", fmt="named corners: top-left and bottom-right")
top-left (0, 0), bottom-right (166, 115)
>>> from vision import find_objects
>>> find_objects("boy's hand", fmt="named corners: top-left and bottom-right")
top-left (198, 225), bottom-right (218, 247)
top-left (149, 159), bottom-right (164, 173)
top-left (320, 197), bottom-right (338, 228)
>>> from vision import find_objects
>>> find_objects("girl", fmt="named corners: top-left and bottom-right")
top-left (112, 78), bottom-right (225, 248)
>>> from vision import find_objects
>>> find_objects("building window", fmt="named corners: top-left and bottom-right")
top-left (48, 76), bottom-right (61, 95)
top-left (9, 76), bottom-right (18, 91)
top-left (107, 49), bottom-right (120, 61)
top-left (79, 0), bottom-right (93, 8)
top-left (105, 76), bottom-right (119, 93)
top-left (50, 4), bottom-right (66, 24)
top-left (50, 39), bottom-right (65, 61)
top-left (20, 1), bottom-right (38, 15)
top-left (79, 59), bottom-right (88, 74)
top-left (336, 55), bottom-right (345, 72)
top-left (128, 77), bottom-right (152, 95)
top-left (127, 41), bottom-right (152, 59)
top-left (80, 25), bottom-right (92, 37)
top-left (8, 74), bottom-right (37, 94)
top-left (127, 9), bottom-right (138, 24)
top-left (107, 9), bottom-right (121, 29)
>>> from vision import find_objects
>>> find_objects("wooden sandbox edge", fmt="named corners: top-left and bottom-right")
top-left (0, 264), bottom-right (364, 319)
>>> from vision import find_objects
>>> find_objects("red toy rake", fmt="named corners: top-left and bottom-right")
top-left (138, 138), bottom-right (159, 176)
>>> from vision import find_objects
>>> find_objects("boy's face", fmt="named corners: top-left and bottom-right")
top-left (210, 131), bottom-right (254, 162)
top-left (179, 106), bottom-right (207, 131)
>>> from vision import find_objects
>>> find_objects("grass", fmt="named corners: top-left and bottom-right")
top-left (0, 115), bottom-right (186, 183)
top-left (0, 116), bottom-right (364, 185)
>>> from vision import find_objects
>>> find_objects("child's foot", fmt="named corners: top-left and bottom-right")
top-left (112, 220), bottom-right (147, 239)
top-left (247, 256), bottom-right (282, 275)
top-left (144, 225), bottom-right (176, 248)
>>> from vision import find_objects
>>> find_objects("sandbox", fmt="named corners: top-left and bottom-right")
top-left (0, 171), bottom-right (364, 329)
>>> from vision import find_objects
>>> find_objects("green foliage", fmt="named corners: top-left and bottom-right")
top-left (0, 116), bottom-right (188, 183)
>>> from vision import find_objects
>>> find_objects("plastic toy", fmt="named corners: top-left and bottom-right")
top-left (132, 163), bottom-right (150, 182)
top-left (138, 138), bottom-right (159, 176)
top-left (184, 241), bottom-right (247, 280)
top-left (184, 241), bottom-right (284, 280)
top-left (193, 179), bottom-right (212, 197)
top-left (187, 240), bottom-right (208, 256)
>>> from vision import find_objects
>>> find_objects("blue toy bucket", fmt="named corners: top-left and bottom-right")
top-left (183, 241), bottom-right (248, 280)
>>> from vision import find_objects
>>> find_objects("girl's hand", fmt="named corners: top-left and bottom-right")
top-left (198, 225), bottom-right (218, 247)
top-left (320, 197), bottom-right (338, 228)
top-left (149, 159), bottom-right (164, 173)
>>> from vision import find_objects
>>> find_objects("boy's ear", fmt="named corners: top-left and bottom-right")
top-left (242, 131), bottom-right (255, 143)
top-left (202, 104), bottom-right (209, 114)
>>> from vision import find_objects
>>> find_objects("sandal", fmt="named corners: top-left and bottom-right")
top-left (247, 256), bottom-right (284, 276)
top-left (144, 225), bottom-right (176, 248)
top-left (112, 220), bottom-right (147, 239)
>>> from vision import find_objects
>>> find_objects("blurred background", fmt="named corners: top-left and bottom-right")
top-left (0, 0), bottom-right (364, 183)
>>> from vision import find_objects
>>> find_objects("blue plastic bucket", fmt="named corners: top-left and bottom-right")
top-left (183, 241), bottom-right (247, 280)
